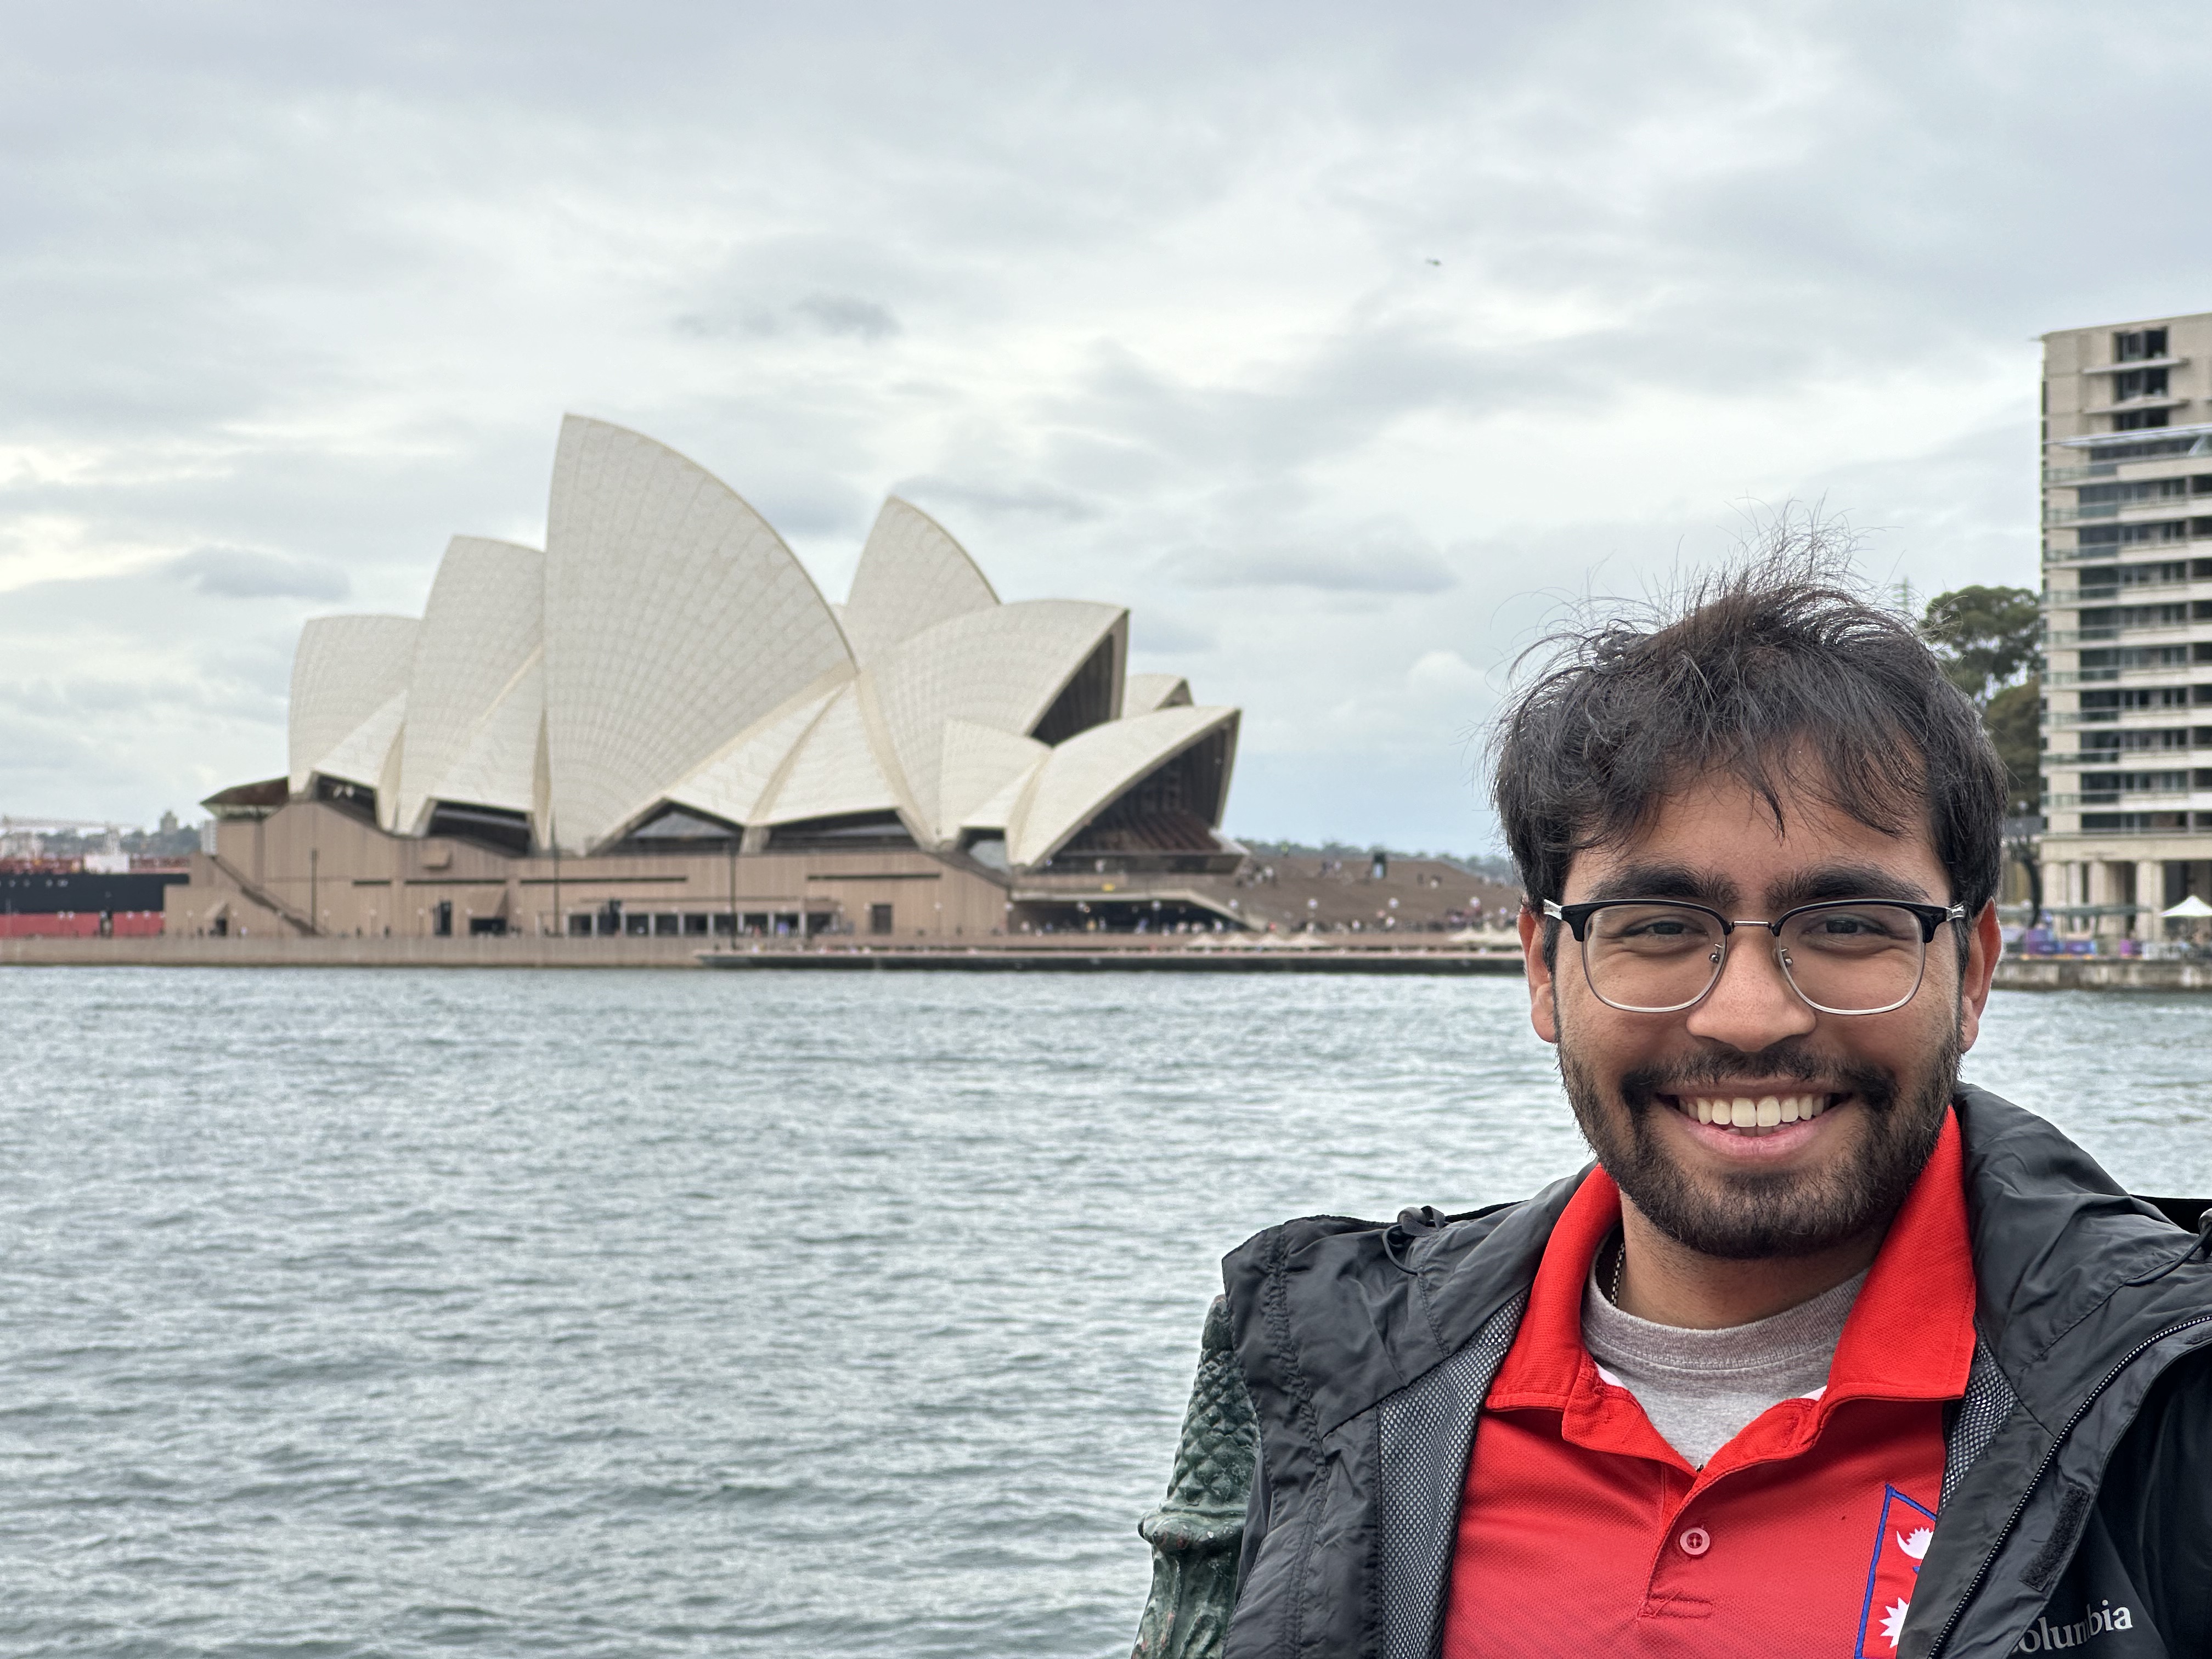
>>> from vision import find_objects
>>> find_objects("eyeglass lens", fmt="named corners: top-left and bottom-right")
top-left (1581, 902), bottom-right (1929, 1015)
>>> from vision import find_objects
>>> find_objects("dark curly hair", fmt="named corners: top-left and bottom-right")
top-left (1491, 550), bottom-right (2006, 957)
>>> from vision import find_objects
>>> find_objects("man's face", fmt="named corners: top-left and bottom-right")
top-left (1519, 774), bottom-right (2001, 1260)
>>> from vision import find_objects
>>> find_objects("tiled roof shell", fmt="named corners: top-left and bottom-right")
top-left (281, 416), bottom-right (1237, 871)
top-left (288, 614), bottom-right (419, 794)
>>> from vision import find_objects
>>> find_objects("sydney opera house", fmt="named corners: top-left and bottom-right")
top-left (174, 416), bottom-right (1243, 940)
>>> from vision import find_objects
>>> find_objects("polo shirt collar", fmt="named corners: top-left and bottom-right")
top-left (1488, 1107), bottom-right (1977, 1462)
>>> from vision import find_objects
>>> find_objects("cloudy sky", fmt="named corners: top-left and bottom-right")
top-left (4, 1), bottom-right (2207, 850)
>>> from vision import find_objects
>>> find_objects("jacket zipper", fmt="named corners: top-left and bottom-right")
top-left (1925, 1312), bottom-right (2212, 1658)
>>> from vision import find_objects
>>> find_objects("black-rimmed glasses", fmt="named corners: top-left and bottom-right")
top-left (1541, 897), bottom-right (1968, 1015)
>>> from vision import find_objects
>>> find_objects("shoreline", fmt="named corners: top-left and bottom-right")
top-left (7, 936), bottom-right (2209, 989)
top-left (696, 944), bottom-right (1526, 974)
top-left (1990, 956), bottom-right (2212, 992)
top-left (0, 935), bottom-right (1525, 973)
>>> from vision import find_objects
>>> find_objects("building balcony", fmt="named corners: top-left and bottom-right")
top-left (2040, 817), bottom-right (2212, 840)
top-left (2054, 420), bottom-right (2212, 453)
top-left (2043, 747), bottom-right (2212, 769)
top-left (2048, 707), bottom-right (2210, 728)
top-left (2044, 579), bottom-right (2196, 608)
top-left (2046, 664), bottom-right (2209, 686)
top-left (2079, 356), bottom-right (2188, 376)
top-left (2045, 497), bottom-right (2209, 524)
top-left (2045, 624), bottom-right (2196, 646)
top-left (2085, 395), bottom-right (2194, 418)
top-left (2044, 791), bottom-right (2195, 808)
top-left (2044, 538), bottom-right (2212, 564)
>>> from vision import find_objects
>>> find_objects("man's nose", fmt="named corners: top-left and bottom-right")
top-left (1682, 933), bottom-right (1818, 1049)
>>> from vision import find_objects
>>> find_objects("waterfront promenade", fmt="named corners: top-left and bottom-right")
top-left (7, 934), bottom-right (2212, 986)
top-left (1991, 956), bottom-right (2212, 992)
top-left (0, 934), bottom-right (1526, 974)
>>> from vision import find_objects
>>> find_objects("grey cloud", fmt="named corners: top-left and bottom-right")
top-left (677, 304), bottom-right (881, 342)
top-left (167, 546), bottom-right (350, 601)
top-left (1130, 610), bottom-right (1216, 654)
top-left (0, 564), bottom-right (303, 820)
top-left (1794, 421), bottom-right (2038, 598)
top-left (682, 293), bottom-right (901, 342)
top-left (0, 669), bottom-right (270, 722)
top-left (4, 0), bottom-right (2204, 839)
top-left (1174, 523), bottom-right (1457, 594)
top-left (794, 294), bottom-right (901, 341)
top-left (670, 242), bottom-right (912, 348)
top-left (897, 477), bottom-right (1103, 523)
top-left (746, 477), bottom-right (873, 540)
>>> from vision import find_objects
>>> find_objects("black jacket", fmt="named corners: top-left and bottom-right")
top-left (1220, 1085), bottom-right (2212, 1658)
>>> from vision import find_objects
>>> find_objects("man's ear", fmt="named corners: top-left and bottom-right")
top-left (1519, 904), bottom-right (1559, 1045)
top-left (1956, 899), bottom-right (2001, 1054)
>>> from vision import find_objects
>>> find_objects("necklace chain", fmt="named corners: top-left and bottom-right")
top-left (1610, 1233), bottom-right (1625, 1305)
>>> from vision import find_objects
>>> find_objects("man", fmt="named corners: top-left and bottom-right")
top-left (1146, 569), bottom-right (2212, 1658)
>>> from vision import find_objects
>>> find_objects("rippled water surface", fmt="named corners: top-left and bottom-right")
top-left (0, 969), bottom-right (2205, 1657)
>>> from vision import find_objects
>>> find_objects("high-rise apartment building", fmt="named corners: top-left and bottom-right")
top-left (2040, 311), bottom-right (2212, 935)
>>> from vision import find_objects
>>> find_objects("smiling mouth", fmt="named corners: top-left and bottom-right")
top-left (1660, 1092), bottom-right (1847, 1137)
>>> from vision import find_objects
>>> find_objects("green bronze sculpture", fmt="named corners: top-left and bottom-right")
top-left (1132, 1295), bottom-right (1256, 1659)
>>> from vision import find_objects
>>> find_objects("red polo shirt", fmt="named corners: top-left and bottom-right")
top-left (1444, 1110), bottom-right (1976, 1658)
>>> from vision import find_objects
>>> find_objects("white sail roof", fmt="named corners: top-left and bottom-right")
top-left (542, 415), bottom-right (854, 851)
top-left (958, 754), bottom-right (1046, 836)
top-left (269, 418), bottom-right (1235, 868)
top-left (755, 680), bottom-right (902, 825)
top-left (662, 671), bottom-right (850, 830)
top-left (431, 653), bottom-right (543, 816)
top-left (1122, 673), bottom-right (1193, 715)
top-left (865, 600), bottom-right (1125, 839)
top-left (393, 537), bottom-right (544, 832)
top-left (839, 498), bottom-right (998, 666)
top-left (934, 720), bottom-right (1049, 846)
top-left (311, 689), bottom-right (410, 803)
top-left (1005, 705), bottom-right (1238, 870)
top-left (288, 614), bottom-right (419, 793)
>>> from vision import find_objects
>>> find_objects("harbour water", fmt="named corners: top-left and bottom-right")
top-left (0, 970), bottom-right (2205, 1657)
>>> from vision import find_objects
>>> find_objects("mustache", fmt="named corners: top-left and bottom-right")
top-left (1616, 1047), bottom-right (1898, 1113)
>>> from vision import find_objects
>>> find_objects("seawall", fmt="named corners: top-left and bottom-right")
top-left (0, 935), bottom-right (706, 968)
top-left (13, 937), bottom-right (2209, 987)
top-left (1992, 957), bottom-right (2212, 992)
top-left (697, 945), bottom-right (1526, 974)
top-left (0, 935), bottom-right (1527, 973)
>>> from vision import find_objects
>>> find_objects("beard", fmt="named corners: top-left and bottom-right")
top-left (1558, 1022), bottom-right (1959, 1260)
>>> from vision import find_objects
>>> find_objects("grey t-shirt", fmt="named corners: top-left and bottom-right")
top-left (1580, 1262), bottom-right (1869, 1468)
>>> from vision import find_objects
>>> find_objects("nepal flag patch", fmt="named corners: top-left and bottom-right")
top-left (1856, 1485), bottom-right (1938, 1656)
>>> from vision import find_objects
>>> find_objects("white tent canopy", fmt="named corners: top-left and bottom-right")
top-left (2160, 894), bottom-right (2212, 918)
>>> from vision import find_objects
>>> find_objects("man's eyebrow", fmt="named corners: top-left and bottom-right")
top-left (1582, 864), bottom-right (1734, 907)
top-left (1767, 865), bottom-right (1936, 910)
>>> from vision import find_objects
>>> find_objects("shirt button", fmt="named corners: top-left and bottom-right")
top-left (1677, 1526), bottom-right (1711, 1558)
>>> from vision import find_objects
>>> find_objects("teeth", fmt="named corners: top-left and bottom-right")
top-left (1680, 1093), bottom-right (1836, 1132)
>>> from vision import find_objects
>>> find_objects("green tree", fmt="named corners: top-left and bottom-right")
top-left (1919, 584), bottom-right (2041, 703)
top-left (1980, 680), bottom-right (2041, 815)
top-left (1917, 584), bottom-right (2042, 911)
